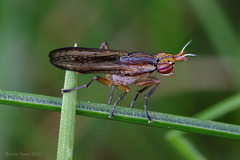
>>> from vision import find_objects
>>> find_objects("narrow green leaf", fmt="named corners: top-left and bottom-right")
top-left (0, 89), bottom-right (239, 140)
top-left (166, 93), bottom-right (240, 160)
top-left (167, 135), bottom-right (207, 160)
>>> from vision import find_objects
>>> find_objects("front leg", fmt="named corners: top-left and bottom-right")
top-left (144, 83), bottom-right (159, 123)
top-left (130, 86), bottom-right (150, 108)
top-left (132, 77), bottom-right (160, 123)
top-left (132, 77), bottom-right (160, 108)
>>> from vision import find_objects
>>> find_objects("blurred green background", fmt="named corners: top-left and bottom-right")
top-left (0, 0), bottom-right (240, 159)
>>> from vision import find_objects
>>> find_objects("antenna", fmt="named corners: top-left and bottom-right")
top-left (181, 39), bottom-right (192, 52)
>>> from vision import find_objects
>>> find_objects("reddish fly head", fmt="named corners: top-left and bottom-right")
top-left (155, 40), bottom-right (196, 77)
top-left (155, 53), bottom-right (175, 77)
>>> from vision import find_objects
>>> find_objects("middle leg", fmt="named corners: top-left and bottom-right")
top-left (107, 85), bottom-right (114, 105)
top-left (109, 84), bottom-right (130, 118)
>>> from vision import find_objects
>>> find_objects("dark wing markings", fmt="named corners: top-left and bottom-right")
top-left (49, 47), bottom-right (131, 74)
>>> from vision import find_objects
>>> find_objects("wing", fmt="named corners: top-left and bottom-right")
top-left (49, 47), bottom-right (131, 74)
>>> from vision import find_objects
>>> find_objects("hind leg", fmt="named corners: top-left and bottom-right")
top-left (62, 76), bottom-right (112, 93)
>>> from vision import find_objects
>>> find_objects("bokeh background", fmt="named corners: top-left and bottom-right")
top-left (1, 0), bottom-right (240, 159)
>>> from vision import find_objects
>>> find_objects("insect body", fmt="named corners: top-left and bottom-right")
top-left (49, 41), bottom-right (196, 123)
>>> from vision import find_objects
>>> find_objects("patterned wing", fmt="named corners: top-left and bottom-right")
top-left (49, 47), bottom-right (130, 74)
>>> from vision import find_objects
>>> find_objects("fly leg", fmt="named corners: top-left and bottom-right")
top-left (133, 77), bottom-right (160, 123)
top-left (100, 41), bottom-right (109, 49)
top-left (107, 85), bottom-right (114, 105)
top-left (144, 83), bottom-right (159, 123)
top-left (100, 42), bottom-right (114, 105)
top-left (132, 77), bottom-right (160, 108)
top-left (62, 76), bottom-right (112, 93)
top-left (130, 86), bottom-right (151, 108)
top-left (109, 84), bottom-right (130, 119)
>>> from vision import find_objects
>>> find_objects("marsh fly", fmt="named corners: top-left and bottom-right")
top-left (49, 41), bottom-right (196, 122)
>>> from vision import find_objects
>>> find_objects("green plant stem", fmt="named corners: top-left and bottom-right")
top-left (57, 71), bottom-right (78, 160)
top-left (0, 89), bottom-right (240, 140)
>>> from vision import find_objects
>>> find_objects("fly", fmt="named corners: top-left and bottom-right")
top-left (49, 41), bottom-right (196, 123)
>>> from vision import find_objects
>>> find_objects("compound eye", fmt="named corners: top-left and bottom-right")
top-left (157, 63), bottom-right (173, 74)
